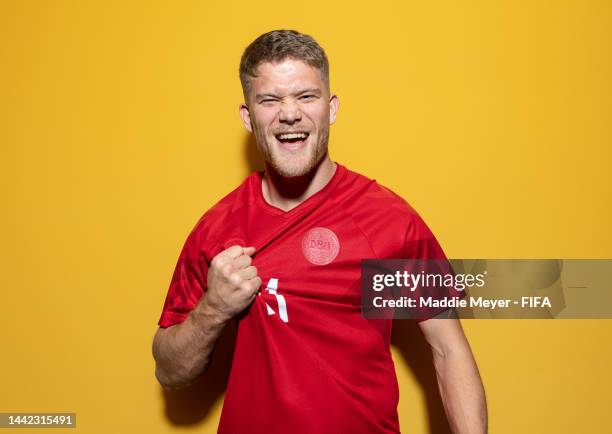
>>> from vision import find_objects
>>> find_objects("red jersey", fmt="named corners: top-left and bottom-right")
top-left (158, 163), bottom-right (450, 434)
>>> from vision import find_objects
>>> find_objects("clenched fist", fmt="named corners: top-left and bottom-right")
top-left (202, 245), bottom-right (261, 321)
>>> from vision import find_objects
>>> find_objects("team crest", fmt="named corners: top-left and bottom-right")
top-left (301, 227), bottom-right (340, 265)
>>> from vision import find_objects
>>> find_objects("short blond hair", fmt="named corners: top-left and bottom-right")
top-left (239, 29), bottom-right (330, 98)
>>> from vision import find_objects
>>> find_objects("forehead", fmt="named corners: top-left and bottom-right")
top-left (251, 59), bottom-right (325, 94)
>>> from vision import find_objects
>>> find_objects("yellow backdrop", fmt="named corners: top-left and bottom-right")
top-left (1, 1), bottom-right (610, 433)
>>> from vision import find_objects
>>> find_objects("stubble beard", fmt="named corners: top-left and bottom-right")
top-left (255, 125), bottom-right (330, 178)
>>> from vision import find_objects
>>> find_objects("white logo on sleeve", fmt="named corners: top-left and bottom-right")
top-left (260, 278), bottom-right (289, 323)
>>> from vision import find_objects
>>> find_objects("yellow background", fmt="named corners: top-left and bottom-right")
top-left (1, 1), bottom-right (610, 433)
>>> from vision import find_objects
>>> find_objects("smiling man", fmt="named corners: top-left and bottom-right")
top-left (152, 30), bottom-right (487, 434)
top-left (242, 59), bottom-right (334, 179)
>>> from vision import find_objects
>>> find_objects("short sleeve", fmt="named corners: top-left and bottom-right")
top-left (402, 212), bottom-right (466, 322)
top-left (402, 211), bottom-right (447, 260)
top-left (157, 222), bottom-right (209, 328)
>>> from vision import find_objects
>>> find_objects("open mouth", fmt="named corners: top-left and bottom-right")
top-left (275, 131), bottom-right (310, 146)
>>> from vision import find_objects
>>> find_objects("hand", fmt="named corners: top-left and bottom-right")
top-left (202, 245), bottom-right (261, 321)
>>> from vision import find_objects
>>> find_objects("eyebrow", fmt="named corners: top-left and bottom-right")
top-left (255, 88), bottom-right (323, 100)
top-left (295, 88), bottom-right (322, 96)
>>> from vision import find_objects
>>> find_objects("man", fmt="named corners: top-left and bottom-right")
top-left (153, 30), bottom-right (487, 434)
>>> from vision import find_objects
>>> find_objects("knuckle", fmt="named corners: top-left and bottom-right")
top-left (221, 263), bottom-right (233, 275)
top-left (243, 280), bottom-right (257, 292)
top-left (212, 256), bottom-right (226, 270)
top-left (229, 272), bottom-right (242, 285)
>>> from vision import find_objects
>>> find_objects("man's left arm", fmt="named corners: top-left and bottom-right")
top-left (418, 316), bottom-right (487, 434)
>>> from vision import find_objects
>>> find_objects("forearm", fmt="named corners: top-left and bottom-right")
top-left (152, 298), bottom-right (229, 390)
top-left (433, 343), bottom-right (487, 434)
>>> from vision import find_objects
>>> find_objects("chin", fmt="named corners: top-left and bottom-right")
top-left (271, 162), bottom-right (312, 178)
top-left (269, 154), bottom-right (320, 178)
top-left (259, 134), bottom-right (329, 178)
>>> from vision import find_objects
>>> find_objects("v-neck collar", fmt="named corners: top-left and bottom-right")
top-left (253, 163), bottom-right (346, 218)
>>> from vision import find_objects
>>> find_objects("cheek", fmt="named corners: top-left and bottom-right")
top-left (258, 109), bottom-right (278, 130)
top-left (303, 105), bottom-right (330, 128)
top-left (250, 109), bottom-right (275, 131)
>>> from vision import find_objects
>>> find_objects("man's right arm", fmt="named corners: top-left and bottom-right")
top-left (152, 297), bottom-right (229, 390)
top-left (152, 245), bottom-right (261, 390)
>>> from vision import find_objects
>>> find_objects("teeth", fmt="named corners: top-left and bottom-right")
top-left (277, 132), bottom-right (308, 140)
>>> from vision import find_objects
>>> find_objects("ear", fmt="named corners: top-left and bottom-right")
top-left (329, 94), bottom-right (339, 125)
top-left (239, 103), bottom-right (253, 133)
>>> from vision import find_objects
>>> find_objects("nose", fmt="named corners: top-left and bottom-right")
top-left (278, 101), bottom-right (302, 124)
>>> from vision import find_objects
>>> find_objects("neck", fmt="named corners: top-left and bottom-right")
top-left (261, 157), bottom-right (337, 212)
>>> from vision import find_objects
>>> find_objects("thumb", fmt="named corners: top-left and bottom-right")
top-left (243, 246), bottom-right (256, 256)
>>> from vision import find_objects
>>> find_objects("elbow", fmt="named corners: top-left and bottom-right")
top-left (155, 363), bottom-right (208, 391)
top-left (152, 329), bottom-right (191, 390)
top-left (151, 325), bottom-right (210, 390)
top-left (153, 348), bottom-right (197, 390)
top-left (155, 365), bottom-right (189, 391)
top-left (153, 353), bottom-right (209, 391)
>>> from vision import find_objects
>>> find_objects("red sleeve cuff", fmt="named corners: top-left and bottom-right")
top-left (158, 311), bottom-right (189, 328)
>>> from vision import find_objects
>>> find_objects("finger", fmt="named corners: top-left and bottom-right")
top-left (232, 254), bottom-right (252, 270)
top-left (240, 276), bottom-right (262, 295)
top-left (251, 276), bottom-right (262, 291)
top-left (223, 245), bottom-right (246, 260)
top-left (235, 265), bottom-right (257, 281)
top-left (243, 246), bottom-right (256, 256)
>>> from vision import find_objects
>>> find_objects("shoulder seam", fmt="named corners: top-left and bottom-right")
top-left (329, 186), bottom-right (381, 260)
